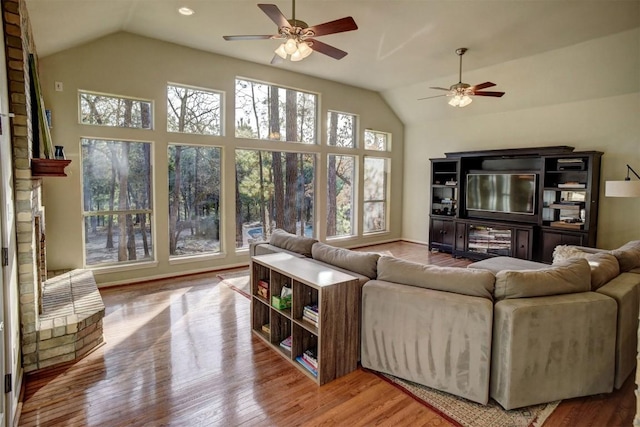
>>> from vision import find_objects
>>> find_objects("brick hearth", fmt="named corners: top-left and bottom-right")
top-left (27, 270), bottom-right (105, 371)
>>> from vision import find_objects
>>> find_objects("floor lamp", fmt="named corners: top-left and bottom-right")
top-left (605, 164), bottom-right (640, 197)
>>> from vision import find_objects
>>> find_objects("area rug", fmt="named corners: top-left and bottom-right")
top-left (377, 372), bottom-right (559, 427)
top-left (217, 269), bottom-right (251, 299)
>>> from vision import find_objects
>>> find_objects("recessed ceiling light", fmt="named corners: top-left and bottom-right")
top-left (178, 7), bottom-right (194, 16)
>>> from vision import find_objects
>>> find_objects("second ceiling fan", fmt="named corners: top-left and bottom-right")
top-left (223, 0), bottom-right (358, 64)
top-left (419, 48), bottom-right (505, 107)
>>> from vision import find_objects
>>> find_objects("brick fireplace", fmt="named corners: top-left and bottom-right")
top-left (3, 0), bottom-right (104, 372)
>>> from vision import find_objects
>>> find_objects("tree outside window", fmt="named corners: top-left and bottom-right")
top-left (327, 155), bottom-right (356, 237)
top-left (81, 138), bottom-right (153, 266)
top-left (235, 149), bottom-right (315, 248)
top-left (168, 145), bottom-right (222, 257)
top-left (364, 129), bottom-right (389, 151)
top-left (79, 91), bottom-right (152, 129)
top-left (235, 78), bottom-right (317, 144)
top-left (363, 156), bottom-right (388, 233)
top-left (167, 83), bottom-right (222, 136)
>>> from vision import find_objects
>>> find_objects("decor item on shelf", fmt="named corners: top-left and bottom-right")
top-left (605, 164), bottom-right (640, 197)
top-left (418, 48), bottom-right (505, 107)
top-left (54, 146), bottom-right (66, 160)
top-left (222, 0), bottom-right (357, 63)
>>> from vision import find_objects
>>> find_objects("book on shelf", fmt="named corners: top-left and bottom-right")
top-left (551, 220), bottom-right (584, 230)
top-left (557, 182), bottom-right (586, 189)
top-left (303, 348), bottom-right (318, 369)
top-left (280, 335), bottom-right (292, 351)
top-left (261, 323), bottom-right (270, 334)
top-left (295, 355), bottom-right (318, 377)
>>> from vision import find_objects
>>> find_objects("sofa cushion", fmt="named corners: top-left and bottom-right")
top-left (269, 229), bottom-right (317, 257)
top-left (311, 242), bottom-right (379, 279)
top-left (611, 240), bottom-right (640, 272)
top-left (376, 256), bottom-right (495, 299)
top-left (494, 258), bottom-right (591, 300)
top-left (552, 245), bottom-right (590, 262)
top-left (552, 251), bottom-right (620, 290)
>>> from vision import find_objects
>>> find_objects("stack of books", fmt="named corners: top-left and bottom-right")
top-left (257, 280), bottom-right (269, 299)
top-left (296, 348), bottom-right (318, 377)
top-left (303, 304), bottom-right (319, 327)
top-left (261, 323), bottom-right (270, 334)
top-left (280, 335), bottom-right (292, 352)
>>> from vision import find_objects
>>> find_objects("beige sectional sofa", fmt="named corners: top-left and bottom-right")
top-left (250, 230), bottom-right (640, 410)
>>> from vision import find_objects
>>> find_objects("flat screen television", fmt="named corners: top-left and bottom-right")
top-left (466, 173), bottom-right (537, 215)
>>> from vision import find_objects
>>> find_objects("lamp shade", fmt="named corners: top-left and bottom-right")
top-left (605, 180), bottom-right (640, 197)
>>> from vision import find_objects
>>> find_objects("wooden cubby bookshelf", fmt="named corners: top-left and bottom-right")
top-left (250, 252), bottom-right (360, 385)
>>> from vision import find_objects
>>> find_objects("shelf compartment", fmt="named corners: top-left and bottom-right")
top-left (251, 298), bottom-right (270, 338)
top-left (271, 311), bottom-right (292, 358)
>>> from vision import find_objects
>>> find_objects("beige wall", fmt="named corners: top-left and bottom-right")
top-left (39, 32), bottom-right (403, 286)
top-left (387, 29), bottom-right (640, 249)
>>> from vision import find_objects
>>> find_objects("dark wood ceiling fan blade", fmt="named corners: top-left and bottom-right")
top-left (258, 4), bottom-right (290, 28)
top-left (307, 17), bottom-right (358, 37)
top-left (472, 91), bottom-right (505, 97)
top-left (308, 39), bottom-right (348, 59)
top-left (223, 35), bottom-right (277, 41)
top-left (418, 94), bottom-right (448, 100)
top-left (429, 87), bottom-right (451, 91)
top-left (471, 82), bottom-right (496, 91)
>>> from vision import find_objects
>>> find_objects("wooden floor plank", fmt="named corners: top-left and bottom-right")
top-left (17, 242), bottom-right (635, 426)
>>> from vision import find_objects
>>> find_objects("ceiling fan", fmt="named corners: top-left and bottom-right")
top-left (419, 48), bottom-right (505, 107)
top-left (222, 0), bottom-right (358, 64)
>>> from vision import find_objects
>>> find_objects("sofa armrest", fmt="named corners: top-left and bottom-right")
top-left (568, 245), bottom-right (608, 254)
top-left (491, 292), bottom-right (616, 409)
top-left (361, 279), bottom-right (493, 405)
top-left (249, 241), bottom-right (269, 257)
top-left (596, 272), bottom-right (640, 388)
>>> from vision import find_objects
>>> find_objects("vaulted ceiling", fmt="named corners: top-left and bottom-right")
top-left (24, 0), bottom-right (640, 94)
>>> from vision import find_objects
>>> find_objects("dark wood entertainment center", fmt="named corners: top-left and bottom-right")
top-left (429, 146), bottom-right (602, 263)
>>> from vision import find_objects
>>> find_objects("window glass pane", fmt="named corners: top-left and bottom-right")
top-left (79, 91), bottom-right (152, 129)
top-left (167, 84), bottom-right (222, 135)
top-left (327, 155), bottom-right (355, 237)
top-left (363, 202), bottom-right (385, 233)
top-left (327, 111), bottom-right (356, 148)
top-left (364, 156), bottom-right (388, 233)
top-left (168, 145), bottom-right (222, 257)
top-left (83, 214), bottom-right (153, 266)
top-left (235, 78), bottom-right (317, 144)
top-left (235, 149), bottom-right (315, 248)
top-left (364, 129), bottom-right (389, 151)
top-left (81, 138), bottom-right (153, 266)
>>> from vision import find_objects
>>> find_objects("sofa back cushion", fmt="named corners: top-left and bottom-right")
top-left (611, 240), bottom-right (640, 272)
top-left (376, 256), bottom-right (495, 299)
top-left (269, 229), bottom-right (317, 257)
top-left (311, 242), bottom-right (380, 279)
top-left (495, 258), bottom-right (591, 300)
top-left (552, 250), bottom-right (620, 290)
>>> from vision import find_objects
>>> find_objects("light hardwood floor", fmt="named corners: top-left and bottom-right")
top-left (18, 242), bottom-right (635, 426)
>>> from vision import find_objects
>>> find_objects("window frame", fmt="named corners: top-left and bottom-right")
top-left (166, 82), bottom-right (225, 137)
top-left (78, 90), bottom-right (154, 130)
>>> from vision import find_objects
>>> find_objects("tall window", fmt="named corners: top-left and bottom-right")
top-left (235, 149), bottom-right (315, 248)
top-left (327, 155), bottom-right (356, 237)
top-left (168, 145), bottom-right (222, 257)
top-left (79, 91), bottom-right (152, 129)
top-left (363, 156), bottom-right (388, 233)
top-left (167, 83), bottom-right (222, 136)
top-left (327, 111), bottom-right (356, 148)
top-left (364, 129), bottom-right (389, 151)
top-left (235, 78), bottom-right (317, 143)
top-left (81, 138), bottom-right (153, 266)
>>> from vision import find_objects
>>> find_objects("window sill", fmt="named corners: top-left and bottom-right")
top-left (89, 260), bottom-right (159, 275)
top-left (169, 252), bottom-right (226, 265)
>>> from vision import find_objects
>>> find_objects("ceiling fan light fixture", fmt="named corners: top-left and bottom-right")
top-left (448, 94), bottom-right (472, 107)
top-left (274, 43), bottom-right (288, 59)
top-left (298, 41), bottom-right (313, 58)
top-left (284, 38), bottom-right (298, 55)
top-left (290, 49), bottom-right (304, 61)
